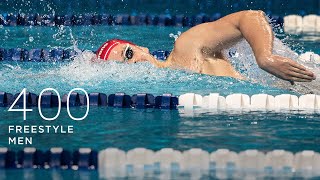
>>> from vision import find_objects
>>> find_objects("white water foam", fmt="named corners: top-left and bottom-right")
top-left (62, 37), bottom-right (320, 94)
top-left (51, 51), bottom-right (175, 87)
top-left (2, 26), bottom-right (315, 95)
top-left (225, 38), bottom-right (320, 94)
top-left (51, 34), bottom-right (320, 95)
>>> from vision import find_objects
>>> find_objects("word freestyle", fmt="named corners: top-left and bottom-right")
top-left (8, 125), bottom-right (73, 145)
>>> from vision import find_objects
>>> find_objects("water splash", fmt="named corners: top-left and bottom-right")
top-left (52, 25), bottom-right (66, 41)
top-left (169, 31), bottom-right (182, 41)
top-left (46, 4), bottom-right (55, 16)
top-left (0, 23), bottom-right (317, 95)
top-left (225, 38), bottom-right (320, 94)
top-left (0, 48), bottom-right (287, 96)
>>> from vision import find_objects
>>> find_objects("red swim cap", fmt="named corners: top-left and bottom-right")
top-left (96, 39), bottom-right (135, 61)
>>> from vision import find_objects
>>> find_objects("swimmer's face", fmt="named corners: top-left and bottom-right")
top-left (107, 43), bottom-right (150, 63)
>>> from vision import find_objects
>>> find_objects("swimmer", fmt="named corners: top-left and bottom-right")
top-left (96, 10), bottom-right (316, 84)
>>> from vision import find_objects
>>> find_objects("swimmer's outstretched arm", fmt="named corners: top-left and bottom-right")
top-left (141, 52), bottom-right (171, 68)
top-left (202, 10), bottom-right (315, 83)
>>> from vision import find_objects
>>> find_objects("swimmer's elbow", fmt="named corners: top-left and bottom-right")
top-left (242, 10), bottom-right (266, 19)
top-left (223, 10), bottom-right (266, 29)
top-left (256, 59), bottom-right (269, 71)
top-left (237, 10), bottom-right (266, 25)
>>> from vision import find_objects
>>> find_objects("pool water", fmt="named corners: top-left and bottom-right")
top-left (0, 25), bottom-right (319, 54)
top-left (0, 0), bottom-right (318, 17)
top-left (0, 25), bottom-right (320, 179)
top-left (1, 107), bottom-right (320, 152)
top-left (0, 25), bottom-right (319, 95)
top-left (1, 108), bottom-right (320, 179)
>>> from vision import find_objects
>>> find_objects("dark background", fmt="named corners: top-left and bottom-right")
top-left (0, 0), bottom-right (319, 16)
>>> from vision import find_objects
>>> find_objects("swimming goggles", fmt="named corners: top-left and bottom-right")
top-left (123, 44), bottom-right (134, 62)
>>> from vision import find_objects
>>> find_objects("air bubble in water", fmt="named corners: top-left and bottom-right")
top-left (29, 36), bottom-right (34, 42)
top-left (169, 31), bottom-right (181, 41)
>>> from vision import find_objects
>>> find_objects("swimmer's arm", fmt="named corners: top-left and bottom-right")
top-left (143, 53), bottom-right (171, 68)
top-left (219, 10), bottom-right (315, 82)
top-left (220, 10), bottom-right (274, 62)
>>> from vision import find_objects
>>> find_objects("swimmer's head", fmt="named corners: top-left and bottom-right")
top-left (96, 39), bottom-right (150, 63)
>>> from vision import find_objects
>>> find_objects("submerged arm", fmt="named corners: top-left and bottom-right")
top-left (141, 52), bottom-right (171, 68)
top-left (218, 10), bottom-right (315, 83)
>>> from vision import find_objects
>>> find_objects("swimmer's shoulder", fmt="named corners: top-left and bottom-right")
top-left (172, 31), bottom-right (201, 56)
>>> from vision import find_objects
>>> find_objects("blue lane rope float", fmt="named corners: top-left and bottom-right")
top-left (0, 47), bottom-right (317, 63)
top-left (0, 91), bottom-right (179, 110)
top-left (3, 47), bottom-right (317, 63)
top-left (0, 48), bottom-right (78, 62)
top-left (1, 91), bottom-right (320, 111)
top-left (0, 147), bottom-right (320, 178)
top-left (0, 48), bottom-right (170, 61)
top-left (0, 147), bottom-right (98, 170)
top-left (0, 13), bottom-right (284, 27)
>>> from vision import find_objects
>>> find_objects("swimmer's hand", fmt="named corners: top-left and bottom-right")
top-left (258, 55), bottom-right (316, 84)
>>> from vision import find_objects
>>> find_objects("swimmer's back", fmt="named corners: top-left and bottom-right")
top-left (169, 19), bottom-right (243, 78)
